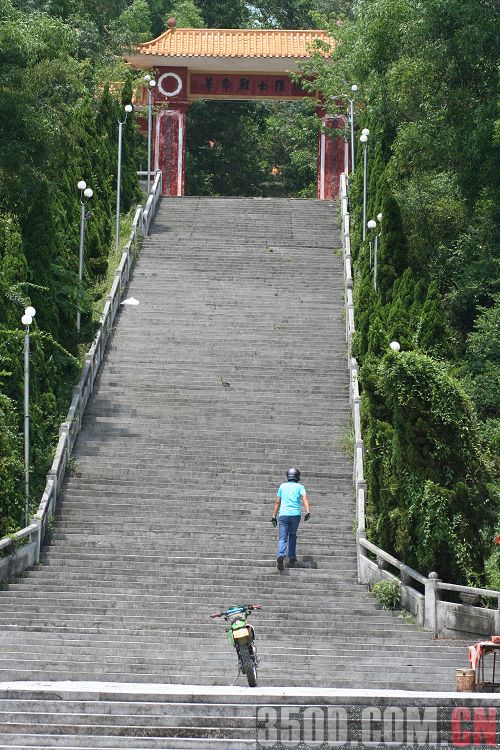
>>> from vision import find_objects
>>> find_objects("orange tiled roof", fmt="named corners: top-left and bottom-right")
top-left (136, 28), bottom-right (332, 59)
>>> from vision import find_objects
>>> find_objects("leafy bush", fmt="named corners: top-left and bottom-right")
top-left (371, 578), bottom-right (401, 610)
top-left (485, 543), bottom-right (500, 592)
top-left (373, 351), bottom-right (495, 585)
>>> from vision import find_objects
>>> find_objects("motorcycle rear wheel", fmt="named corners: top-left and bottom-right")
top-left (239, 645), bottom-right (258, 687)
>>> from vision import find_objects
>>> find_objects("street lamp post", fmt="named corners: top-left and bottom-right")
top-left (367, 218), bottom-right (377, 270)
top-left (143, 75), bottom-right (156, 195)
top-left (76, 180), bottom-right (93, 334)
top-left (115, 103), bottom-right (133, 253)
top-left (22, 305), bottom-right (36, 527)
top-left (349, 84), bottom-right (358, 172)
top-left (374, 211), bottom-right (382, 291)
top-left (360, 129), bottom-right (369, 240)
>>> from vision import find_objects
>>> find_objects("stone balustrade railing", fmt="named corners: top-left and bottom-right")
top-left (0, 171), bottom-right (163, 583)
top-left (340, 172), bottom-right (500, 639)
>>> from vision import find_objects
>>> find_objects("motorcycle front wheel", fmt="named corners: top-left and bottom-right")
top-left (239, 645), bottom-right (258, 687)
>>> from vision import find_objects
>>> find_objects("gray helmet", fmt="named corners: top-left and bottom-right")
top-left (286, 467), bottom-right (301, 482)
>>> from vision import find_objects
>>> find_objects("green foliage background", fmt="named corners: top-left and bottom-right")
top-left (301, 0), bottom-right (499, 586)
top-left (0, 0), bottom-right (142, 536)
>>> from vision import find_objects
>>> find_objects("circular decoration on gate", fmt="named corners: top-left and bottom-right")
top-left (157, 72), bottom-right (183, 98)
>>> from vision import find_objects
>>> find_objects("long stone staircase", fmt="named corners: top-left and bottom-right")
top-left (0, 198), bottom-right (476, 748)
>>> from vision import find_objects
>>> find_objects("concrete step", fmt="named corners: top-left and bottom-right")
top-left (3, 690), bottom-right (484, 734)
top-left (36, 554), bottom-right (357, 568)
top-left (0, 672), bottom-right (456, 691)
top-left (5, 585), bottom-right (373, 600)
top-left (0, 625), bottom-right (450, 644)
top-left (0, 648), bottom-right (444, 670)
top-left (0, 737), bottom-right (256, 749)
top-left (50, 523), bottom-right (354, 536)
top-left (0, 613), bottom-right (417, 631)
top-left (10, 566), bottom-right (359, 583)
top-left (48, 526), bottom-right (353, 538)
top-left (0, 639), bottom-right (466, 658)
top-left (0, 580), bottom-right (400, 602)
top-left (0, 624), bottom-right (444, 643)
top-left (0, 633), bottom-right (467, 654)
top-left (0, 647), bottom-right (465, 669)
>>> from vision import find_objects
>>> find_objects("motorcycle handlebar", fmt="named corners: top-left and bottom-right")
top-left (209, 604), bottom-right (262, 619)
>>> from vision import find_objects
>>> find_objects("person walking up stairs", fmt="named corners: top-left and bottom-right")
top-left (272, 467), bottom-right (311, 570)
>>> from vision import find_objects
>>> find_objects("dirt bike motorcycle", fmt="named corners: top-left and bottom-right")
top-left (210, 604), bottom-right (261, 687)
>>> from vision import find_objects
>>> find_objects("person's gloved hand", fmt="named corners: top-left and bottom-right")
top-left (304, 512), bottom-right (311, 522)
top-left (271, 517), bottom-right (277, 527)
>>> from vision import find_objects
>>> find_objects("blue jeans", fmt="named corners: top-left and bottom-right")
top-left (277, 515), bottom-right (301, 559)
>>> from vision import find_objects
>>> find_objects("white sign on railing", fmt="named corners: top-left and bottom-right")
top-left (0, 172), bottom-right (163, 582)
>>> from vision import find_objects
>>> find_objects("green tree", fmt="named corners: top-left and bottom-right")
top-left (120, 76), bottom-right (141, 212)
top-left (185, 101), bottom-right (267, 196)
top-left (416, 282), bottom-right (457, 360)
top-left (144, 0), bottom-right (165, 36)
top-left (463, 297), bottom-right (500, 420)
top-left (0, 393), bottom-right (24, 535)
top-left (379, 351), bottom-right (494, 584)
top-left (447, 189), bottom-right (500, 335)
top-left (367, 143), bottom-right (384, 219)
top-left (385, 268), bottom-right (416, 352)
top-left (80, 0), bottom-right (127, 31)
top-left (376, 193), bottom-right (407, 303)
top-left (195, 0), bottom-right (249, 28)
top-left (165, 0), bottom-right (203, 27)
top-left (110, 0), bottom-right (152, 43)
top-left (21, 179), bottom-right (60, 338)
top-left (0, 215), bottom-right (27, 327)
top-left (0, 0), bottom-right (146, 534)
top-left (251, 0), bottom-right (318, 28)
top-left (353, 267), bottom-right (376, 359)
top-left (258, 101), bottom-right (318, 197)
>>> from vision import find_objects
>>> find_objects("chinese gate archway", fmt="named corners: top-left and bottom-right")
top-left (126, 23), bottom-right (348, 199)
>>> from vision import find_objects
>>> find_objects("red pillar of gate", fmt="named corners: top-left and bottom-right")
top-left (149, 67), bottom-right (190, 197)
top-left (317, 113), bottom-right (348, 200)
top-left (154, 102), bottom-right (189, 197)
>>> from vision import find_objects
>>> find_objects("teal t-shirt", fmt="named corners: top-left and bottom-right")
top-left (277, 482), bottom-right (306, 516)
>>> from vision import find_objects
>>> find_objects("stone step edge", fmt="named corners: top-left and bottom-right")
top-left (0, 682), bottom-right (496, 706)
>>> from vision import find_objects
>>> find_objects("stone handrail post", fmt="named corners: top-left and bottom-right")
top-left (424, 572), bottom-right (441, 637)
top-left (356, 522), bottom-right (367, 585)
